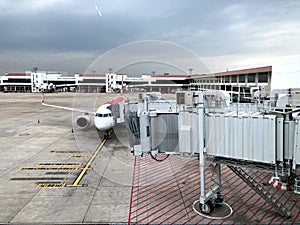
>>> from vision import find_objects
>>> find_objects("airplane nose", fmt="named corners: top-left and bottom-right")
top-left (94, 117), bottom-right (114, 131)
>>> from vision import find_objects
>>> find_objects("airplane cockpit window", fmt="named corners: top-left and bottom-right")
top-left (96, 113), bottom-right (112, 117)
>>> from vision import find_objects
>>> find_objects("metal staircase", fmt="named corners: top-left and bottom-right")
top-left (228, 165), bottom-right (291, 219)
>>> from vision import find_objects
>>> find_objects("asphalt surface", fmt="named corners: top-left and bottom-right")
top-left (0, 92), bottom-right (134, 224)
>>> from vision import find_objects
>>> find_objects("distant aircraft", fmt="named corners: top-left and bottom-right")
top-left (42, 78), bottom-right (128, 131)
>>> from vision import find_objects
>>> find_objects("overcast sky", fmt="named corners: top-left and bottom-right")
top-left (0, 0), bottom-right (300, 75)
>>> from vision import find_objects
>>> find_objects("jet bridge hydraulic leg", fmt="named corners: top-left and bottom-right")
top-left (193, 152), bottom-right (233, 218)
top-left (193, 94), bottom-right (233, 218)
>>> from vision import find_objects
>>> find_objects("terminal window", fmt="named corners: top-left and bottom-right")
top-left (239, 75), bottom-right (245, 83)
top-left (258, 73), bottom-right (268, 83)
top-left (231, 75), bottom-right (237, 83)
top-left (248, 74), bottom-right (256, 83)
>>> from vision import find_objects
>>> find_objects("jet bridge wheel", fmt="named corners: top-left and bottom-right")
top-left (200, 200), bottom-right (214, 214)
top-left (193, 200), bottom-right (233, 219)
top-left (150, 152), bottom-right (169, 162)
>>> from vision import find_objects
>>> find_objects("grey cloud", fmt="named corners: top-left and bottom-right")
top-left (0, 0), bottom-right (300, 74)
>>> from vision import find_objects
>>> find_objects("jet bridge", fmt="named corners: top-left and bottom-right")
top-left (123, 90), bottom-right (300, 219)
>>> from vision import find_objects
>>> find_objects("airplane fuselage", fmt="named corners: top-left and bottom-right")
top-left (94, 104), bottom-right (116, 131)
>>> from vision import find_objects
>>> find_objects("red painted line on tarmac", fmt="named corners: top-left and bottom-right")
top-left (268, 191), bottom-right (294, 225)
top-left (148, 182), bottom-right (209, 225)
top-left (171, 207), bottom-right (197, 225)
top-left (128, 156), bottom-right (137, 225)
top-left (230, 192), bottom-right (257, 225)
top-left (134, 161), bottom-right (198, 195)
top-left (134, 165), bottom-right (172, 186)
top-left (258, 189), bottom-right (285, 223)
top-left (169, 169), bottom-right (235, 225)
top-left (131, 159), bottom-right (197, 198)
top-left (131, 162), bottom-right (198, 203)
top-left (131, 177), bottom-right (202, 221)
top-left (292, 208), bottom-right (300, 224)
top-left (133, 157), bottom-right (190, 190)
top-left (190, 173), bottom-right (243, 225)
top-left (248, 201), bottom-right (268, 222)
top-left (156, 187), bottom-right (215, 225)
top-left (134, 185), bottom-right (200, 224)
top-left (188, 168), bottom-right (241, 224)
top-left (131, 183), bottom-right (183, 214)
top-left (129, 156), bottom-right (300, 224)
top-left (250, 185), bottom-right (278, 221)
top-left (146, 189), bottom-right (200, 224)
top-left (138, 154), bottom-right (184, 171)
top-left (131, 169), bottom-right (200, 210)
top-left (231, 171), bottom-right (272, 225)
top-left (182, 208), bottom-right (207, 225)
top-left (279, 197), bottom-right (300, 225)
top-left (132, 168), bottom-right (210, 222)
top-left (207, 177), bottom-right (247, 225)
top-left (218, 171), bottom-right (271, 225)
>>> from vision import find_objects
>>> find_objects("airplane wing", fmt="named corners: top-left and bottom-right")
top-left (41, 94), bottom-right (96, 115)
top-left (42, 102), bottom-right (96, 115)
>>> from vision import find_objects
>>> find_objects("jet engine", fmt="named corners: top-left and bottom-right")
top-left (76, 114), bottom-right (91, 129)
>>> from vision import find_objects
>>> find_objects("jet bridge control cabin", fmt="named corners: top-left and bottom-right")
top-left (122, 90), bottom-right (300, 219)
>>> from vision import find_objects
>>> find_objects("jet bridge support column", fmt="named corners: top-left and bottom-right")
top-left (193, 91), bottom-right (232, 218)
top-left (197, 92), bottom-right (206, 205)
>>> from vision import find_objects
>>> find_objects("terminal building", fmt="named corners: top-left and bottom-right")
top-left (0, 71), bottom-right (190, 93)
top-left (0, 73), bottom-right (32, 92)
top-left (189, 66), bottom-right (272, 100)
top-left (75, 73), bottom-right (106, 93)
top-left (105, 73), bottom-right (190, 93)
top-left (0, 64), bottom-right (289, 97)
top-left (0, 71), bottom-right (76, 93)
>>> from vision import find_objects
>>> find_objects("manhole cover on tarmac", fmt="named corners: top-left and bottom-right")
top-left (193, 200), bottom-right (233, 220)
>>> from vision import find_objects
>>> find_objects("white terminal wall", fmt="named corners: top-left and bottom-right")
top-left (271, 55), bottom-right (300, 91)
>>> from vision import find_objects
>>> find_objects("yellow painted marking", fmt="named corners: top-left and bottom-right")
top-left (65, 184), bottom-right (83, 187)
top-left (51, 150), bottom-right (85, 154)
top-left (21, 167), bottom-right (82, 171)
top-left (37, 183), bottom-right (66, 188)
top-left (69, 155), bottom-right (87, 158)
top-left (37, 162), bottom-right (83, 166)
top-left (67, 129), bottom-right (113, 187)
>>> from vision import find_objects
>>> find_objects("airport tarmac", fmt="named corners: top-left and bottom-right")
top-left (0, 92), bottom-right (135, 224)
top-left (0, 92), bottom-right (299, 225)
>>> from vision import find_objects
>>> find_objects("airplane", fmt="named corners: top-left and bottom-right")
top-left (41, 90), bottom-right (128, 131)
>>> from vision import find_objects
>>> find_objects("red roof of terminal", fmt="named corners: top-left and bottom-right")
top-left (191, 66), bottom-right (272, 79)
top-left (151, 74), bottom-right (189, 78)
top-left (79, 74), bottom-right (106, 77)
